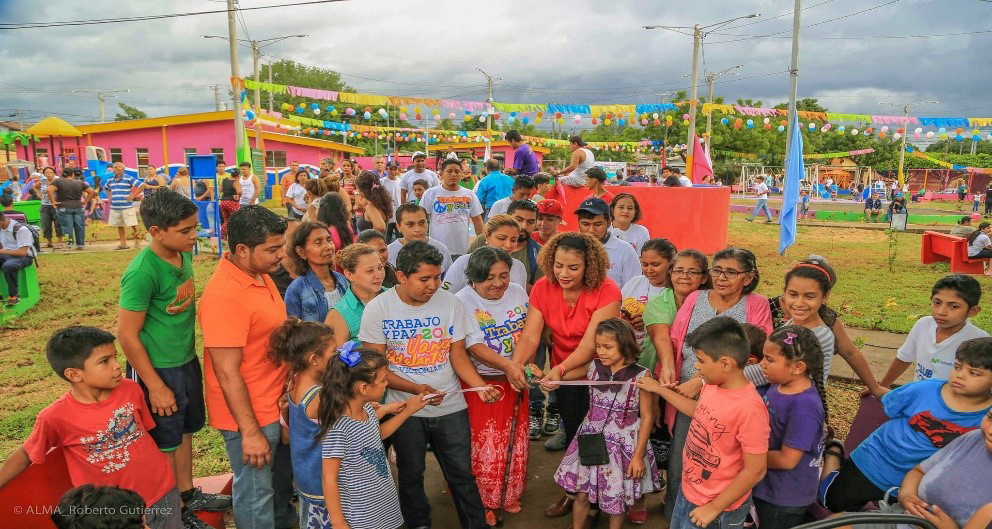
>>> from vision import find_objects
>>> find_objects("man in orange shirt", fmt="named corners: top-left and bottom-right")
top-left (197, 206), bottom-right (296, 529)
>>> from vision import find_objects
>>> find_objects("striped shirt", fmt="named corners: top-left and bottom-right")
top-left (320, 403), bottom-right (403, 529)
top-left (744, 321), bottom-right (836, 388)
top-left (107, 175), bottom-right (137, 210)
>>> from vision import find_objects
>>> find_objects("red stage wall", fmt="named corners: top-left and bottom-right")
top-left (555, 185), bottom-right (730, 255)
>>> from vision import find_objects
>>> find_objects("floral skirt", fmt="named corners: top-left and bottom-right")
top-left (463, 378), bottom-right (529, 510)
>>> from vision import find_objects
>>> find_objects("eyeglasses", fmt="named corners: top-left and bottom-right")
top-left (709, 267), bottom-right (751, 279)
top-left (671, 268), bottom-right (704, 277)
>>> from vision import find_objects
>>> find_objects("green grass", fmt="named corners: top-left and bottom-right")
top-left (0, 219), bottom-right (987, 475)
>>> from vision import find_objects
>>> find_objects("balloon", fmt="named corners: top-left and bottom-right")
top-left (721, 117), bottom-right (729, 125)
top-left (778, 125), bottom-right (785, 132)
top-left (926, 131), bottom-right (934, 139)
top-left (363, 111), bottom-right (372, 119)
top-left (641, 118), bottom-right (648, 125)
top-left (522, 117), bottom-right (529, 124)
top-left (652, 113), bottom-right (659, 119)
top-left (312, 108), bottom-right (320, 116)
top-left (763, 117), bottom-right (770, 124)
top-left (448, 112), bottom-right (456, 119)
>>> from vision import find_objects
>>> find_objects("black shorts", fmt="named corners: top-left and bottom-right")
top-left (818, 456), bottom-right (885, 513)
top-left (127, 358), bottom-right (206, 450)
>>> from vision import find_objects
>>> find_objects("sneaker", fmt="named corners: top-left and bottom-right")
top-left (529, 411), bottom-right (544, 440)
top-left (181, 487), bottom-right (232, 512)
top-left (543, 412), bottom-right (561, 436)
top-left (181, 508), bottom-right (210, 529)
top-left (544, 430), bottom-right (567, 451)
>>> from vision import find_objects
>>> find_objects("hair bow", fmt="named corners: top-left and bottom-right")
top-left (337, 341), bottom-right (361, 367)
top-left (783, 332), bottom-right (797, 346)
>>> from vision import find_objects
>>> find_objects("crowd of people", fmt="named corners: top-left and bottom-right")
top-left (0, 132), bottom-right (991, 529)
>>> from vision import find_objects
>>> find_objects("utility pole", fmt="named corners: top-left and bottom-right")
top-left (225, 0), bottom-right (245, 160)
top-left (883, 100), bottom-right (938, 187)
top-left (267, 62), bottom-right (274, 113)
top-left (784, 0), bottom-right (801, 175)
top-left (644, 13), bottom-right (757, 179)
top-left (703, 65), bottom-right (742, 151)
top-left (211, 85), bottom-right (222, 111)
top-left (72, 89), bottom-right (131, 123)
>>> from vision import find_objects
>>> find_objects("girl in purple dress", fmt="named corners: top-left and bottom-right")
top-left (551, 318), bottom-right (661, 528)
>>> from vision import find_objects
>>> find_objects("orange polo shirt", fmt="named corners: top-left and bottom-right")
top-left (198, 254), bottom-right (288, 431)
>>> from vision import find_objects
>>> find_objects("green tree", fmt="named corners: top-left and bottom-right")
top-left (114, 102), bottom-right (147, 121)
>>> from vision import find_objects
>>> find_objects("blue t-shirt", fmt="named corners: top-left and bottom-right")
top-left (107, 175), bottom-right (136, 210)
top-left (475, 171), bottom-right (514, 209)
top-left (754, 384), bottom-right (825, 507)
top-left (851, 379), bottom-right (990, 491)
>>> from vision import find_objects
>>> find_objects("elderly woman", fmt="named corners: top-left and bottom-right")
top-left (454, 247), bottom-right (532, 526)
top-left (662, 246), bottom-right (773, 521)
top-left (511, 232), bottom-right (621, 519)
top-left (284, 221), bottom-right (349, 322)
top-left (442, 214), bottom-right (527, 294)
top-left (324, 243), bottom-right (386, 342)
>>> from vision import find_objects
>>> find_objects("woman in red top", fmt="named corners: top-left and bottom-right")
top-left (512, 231), bottom-right (621, 519)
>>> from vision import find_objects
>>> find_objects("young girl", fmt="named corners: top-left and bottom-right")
top-left (610, 194), bottom-right (651, 252)
top-left (620, 238), bottom-right (677, 372)
top-left (753, 326), bottom-right (827, 529)
top-left (550, 318), bottom-right (660, 529)
top-left (746, 257), bottom-right (837, 388)
top-left (316, 345), bottom-right (430, 529)
top-left (268, 319), bottom-right (339, 529)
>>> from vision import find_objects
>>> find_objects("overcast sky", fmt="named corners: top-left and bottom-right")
top-left (1, 0), bottom-right (989, 126)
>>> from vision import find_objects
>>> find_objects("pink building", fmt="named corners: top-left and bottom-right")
top-left (75, 110), bottom-right (364, 181)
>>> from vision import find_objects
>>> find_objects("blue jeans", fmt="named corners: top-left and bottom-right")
top-left (57, 207), bottom-right (85, 247)
top-left (670, 489), bottom-right (751, 529)
top-left (749, 199), bottom-right (773, 220)
top-left (389, 409), bottom-right (488, 529)
top-left (220, 422), bottom-right (298, 529)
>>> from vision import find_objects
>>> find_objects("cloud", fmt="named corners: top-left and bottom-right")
top-left (0, 0), bottom-right (989, 125)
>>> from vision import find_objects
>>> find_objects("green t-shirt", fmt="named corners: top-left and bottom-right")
top-left (640, 288), bottom-right (678, 371)
top-left (119, 247), bottom-right (196, 367)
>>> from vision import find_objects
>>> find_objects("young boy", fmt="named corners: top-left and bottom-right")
top-left (575, 197), bottom-right (640, 287)
top-left (117, 189), bottom-right (230, 527)
top-left (534, 199), bottom-right (564, 245)
top-left (819, 338), bottom-right (992, 513)
top-left (418, 158), bottom-right (484, 257)
top-left (0, 327), bottom-right (182, 529)
top-left (358, 241), bottom-right (498, 529)
top-left (386, 203), bottom-right (453, 273)
top-left (410, 179), bottom-right (428, 204)
top-left (488, 175), bottom-right (536, 218)
top-left (638, 317), bottom-right (770, 529)
top-left (531, 172), bottom-right (552, 203)
top-left (880, 275), bottom-right (988, 386)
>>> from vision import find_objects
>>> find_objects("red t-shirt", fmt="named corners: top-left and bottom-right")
top-left (529, 276), bottom-right (621, 366)
top-left (23, 379), bottom-right (175, 505)
top-left (682, 383), bottom-right (770, 510)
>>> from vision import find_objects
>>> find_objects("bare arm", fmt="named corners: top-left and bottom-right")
top-left (117, 309), bottom-right (176, 416)
top-left (207, 347), bottom-right (270, 468)
top-left (0, 446), bottom-right (32, 490)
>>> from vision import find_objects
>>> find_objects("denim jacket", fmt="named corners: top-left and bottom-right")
top-left (284, 268), bottom-right (349, 322)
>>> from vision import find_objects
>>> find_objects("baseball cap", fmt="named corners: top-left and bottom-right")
top-left (537, 199), bottom-right (564, 218)
top-left (569, 135), bottom-right (587, 147)
top-left (412, 151), bottom-right (427, 160)
top-left (574, 197), bottom-right (610, 217)
top-left (504, 130), bottom-right (522, 142)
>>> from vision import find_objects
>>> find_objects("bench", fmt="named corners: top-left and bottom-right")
top-left (0, 446), bottom-right (229, 529)
top-left (0, 264), bottom-right (39, 322)
top-left (921, 230), bottom-right (987, 274)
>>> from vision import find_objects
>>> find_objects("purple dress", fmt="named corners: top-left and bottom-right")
top-left (554, 360), bottom-right (661, 515)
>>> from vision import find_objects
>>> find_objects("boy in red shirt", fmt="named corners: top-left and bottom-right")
top-left (0, 326), bottom-right (181, 529)
top-left (639, 316), bottom-right (770, 529)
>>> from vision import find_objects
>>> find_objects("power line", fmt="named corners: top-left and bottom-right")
top-left (0, 0), bottom-right (349, 30)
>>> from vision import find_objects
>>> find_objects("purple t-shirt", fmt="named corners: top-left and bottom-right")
top-left (753, 384), bottom-right (825, 507)
top-left (512, 144), bottom-right (539, 176)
